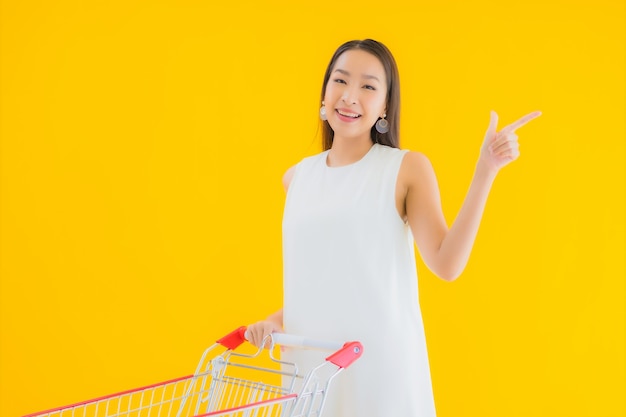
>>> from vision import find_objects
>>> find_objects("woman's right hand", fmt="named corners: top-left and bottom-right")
top-left (246, 310), bottom-right (283, 349)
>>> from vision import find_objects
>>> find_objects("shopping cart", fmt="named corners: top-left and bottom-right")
top-left (23, 326), bottom-right (363, 417)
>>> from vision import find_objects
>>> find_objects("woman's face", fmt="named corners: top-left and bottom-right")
top-left (324, 49), bottom-right (388, 142)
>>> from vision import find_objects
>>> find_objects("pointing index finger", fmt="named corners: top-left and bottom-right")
top-left (501, 111), bottom-right (542, 133)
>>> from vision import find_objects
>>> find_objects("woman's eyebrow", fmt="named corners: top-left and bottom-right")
top-left (333, 68), bottom-right (380, 82)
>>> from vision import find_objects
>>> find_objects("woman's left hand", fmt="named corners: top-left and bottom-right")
top-left (480, 110), bottom-right (542, 173)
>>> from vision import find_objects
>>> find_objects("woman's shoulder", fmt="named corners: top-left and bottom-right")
top-left (376, 145), bottom-right (432, 168)
top-left (397, 149), bottom-right (436, 188)
top-left (376, 144), bottom-right (424, 161)
top-left (282, 150), bottom-right (328, 191)
top-left (400, 149), bottom-right (432, 165)
top-left (282, 165), bottom-right (296, 191)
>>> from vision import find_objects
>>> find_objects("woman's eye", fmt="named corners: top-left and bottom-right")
top-left (333, 78), bottom-right (346, 84)
top-left (364, 85), bottom-right (376, 91)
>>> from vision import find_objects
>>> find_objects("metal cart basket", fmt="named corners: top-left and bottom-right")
top-left (24, 326), bottom-right (363, 417)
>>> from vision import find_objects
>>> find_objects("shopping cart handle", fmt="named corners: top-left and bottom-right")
top-left (252, 330), bottom-right (363, 369)
top-left (231, 327), bottom-right (363, 368)
top-left (240, 328), bottom-right (341, 351)
top-left (217, 326), bottom-right (248, 350)
top-left (326, 341), bottom-right (363, 369)
top-left (270, 333), bottom-right (343, 351)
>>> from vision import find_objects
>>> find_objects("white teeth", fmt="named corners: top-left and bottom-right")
top-left (337, 109), bottom-right (360, 118)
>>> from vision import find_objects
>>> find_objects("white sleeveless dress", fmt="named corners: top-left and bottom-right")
top-left (282, 143), bottom-right (437, 417)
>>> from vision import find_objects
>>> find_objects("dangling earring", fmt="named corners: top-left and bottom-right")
top-left (375, 113), bottom-right (389, 134)
top-left (319, 101), bottom-right (327, 121)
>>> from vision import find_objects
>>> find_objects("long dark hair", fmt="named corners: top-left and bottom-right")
top-left (321, 39), bottom-right (401, 150)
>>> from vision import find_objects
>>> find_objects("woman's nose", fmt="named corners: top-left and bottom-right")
top-left (341, 89), bottom-right (358, 105)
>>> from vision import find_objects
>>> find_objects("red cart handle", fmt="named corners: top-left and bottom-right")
top-left (216, 326), bottom-right (248, 350)
top-left (326, 341), bottom-right (363, 369)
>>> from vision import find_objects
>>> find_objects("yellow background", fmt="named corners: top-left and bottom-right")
top-left (1, 1), bottom-right (624, 416)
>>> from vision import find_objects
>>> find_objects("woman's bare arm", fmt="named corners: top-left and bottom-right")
top-left (402, 110), bottom-right (541, 281)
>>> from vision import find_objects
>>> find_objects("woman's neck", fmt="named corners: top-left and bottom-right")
top-left (326, 136), bottom-right (374, 167)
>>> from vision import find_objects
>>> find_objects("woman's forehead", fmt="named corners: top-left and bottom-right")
top-left (332, 49), bottom-right (386, 81)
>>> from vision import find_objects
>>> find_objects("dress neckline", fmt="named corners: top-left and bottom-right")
top-left (324, 143), bottom-right (379, 169)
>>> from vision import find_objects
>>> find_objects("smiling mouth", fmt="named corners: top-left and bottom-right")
top-left (336, 109), bottom-right (361, 118)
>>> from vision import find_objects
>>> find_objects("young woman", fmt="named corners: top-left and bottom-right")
top-left (246, 39), bottom-right (540, 417)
